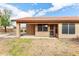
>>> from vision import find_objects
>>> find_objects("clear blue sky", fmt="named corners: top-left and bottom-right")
top-left (8, 3), bottom-right (79, 17)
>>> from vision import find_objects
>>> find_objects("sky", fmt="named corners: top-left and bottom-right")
top-left (0, 0), bottom-right (79, 19)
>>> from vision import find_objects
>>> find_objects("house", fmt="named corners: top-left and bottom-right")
top-left (16, 16), bottom-right (79, 38)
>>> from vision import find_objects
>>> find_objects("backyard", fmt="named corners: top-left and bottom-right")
top-left (0, 3), bottom-right (79, 56)
top-left (0, 36), bottom-right (79, 56)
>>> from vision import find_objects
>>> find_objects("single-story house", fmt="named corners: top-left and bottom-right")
top-left (16, 16), bottom-right (79, 38)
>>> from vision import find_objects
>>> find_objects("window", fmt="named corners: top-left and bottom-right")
top-left (62, 24), bottom-right (68, 34)
top-left (69, 24), bottom-right (75, 34)
top-left (38, 24), bottom-right (48, 31)
top-left (38, 24), bottom-right (42, 31)
top-left (62, 24), bottom-right (75, 34)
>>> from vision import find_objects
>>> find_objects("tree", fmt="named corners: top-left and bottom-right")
top-left (0, 9), bottom-right (12, 32)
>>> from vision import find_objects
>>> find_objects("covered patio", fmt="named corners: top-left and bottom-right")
top-left (16, 16), bottom-right (79, 38)
top-left (16, 17), bottom-right (60, 38)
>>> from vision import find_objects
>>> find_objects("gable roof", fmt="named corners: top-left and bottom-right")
top-left (16, 16), bottom-right (79, 23)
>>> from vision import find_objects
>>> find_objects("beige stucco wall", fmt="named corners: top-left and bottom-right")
top-left (35, 23), bottom-right (79, 38)
top-left (35, 25), bottom-right (50, 37)
top-left (58, 23), bottom-right (79, 38)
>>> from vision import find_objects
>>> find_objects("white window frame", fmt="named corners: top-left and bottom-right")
top-left (62, 23), bottom-right (75, 34)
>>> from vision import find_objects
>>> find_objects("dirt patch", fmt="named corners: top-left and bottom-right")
top-left (0, 38), bottom-right (79, 56)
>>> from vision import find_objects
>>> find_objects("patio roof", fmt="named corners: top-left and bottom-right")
top-left (16, 16), bottom-right (79, 23)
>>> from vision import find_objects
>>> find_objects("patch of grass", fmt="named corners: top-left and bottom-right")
top-left (9, 44), bottom-right (22, 56)
top-left (15, 38), bottom-right (32, 43)
top-left (8, 38), bottom-right (32, 56)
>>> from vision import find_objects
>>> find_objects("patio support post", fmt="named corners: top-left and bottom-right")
top-left (58, 24), bottom-right (61, 38)
top-left (16, 22), bottom-right (20, 37)
top-left (26, 24), bottom-right (27, 33)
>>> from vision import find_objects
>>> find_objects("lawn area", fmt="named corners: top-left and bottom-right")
top-left (0, 38), bottom-right (79, 56)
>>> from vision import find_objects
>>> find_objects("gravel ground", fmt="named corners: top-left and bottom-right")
top-left (28, 39), bottom-right (79, 56)
top-left (0, 38), bottom-right (79, 56)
